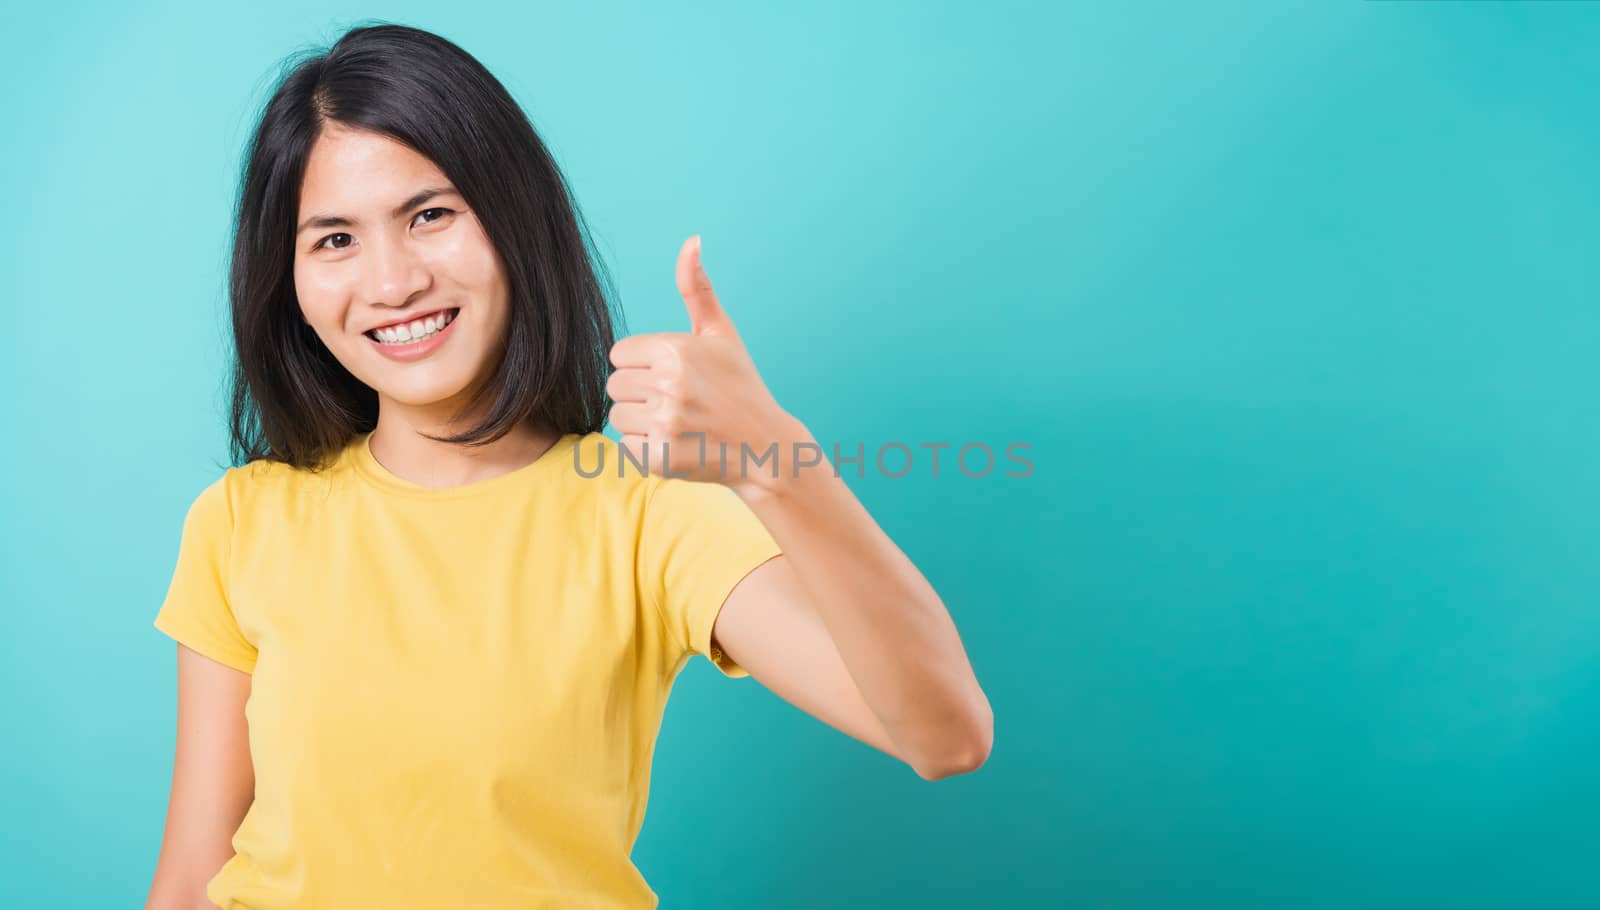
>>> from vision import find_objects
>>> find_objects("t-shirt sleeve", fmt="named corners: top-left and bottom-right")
top-left (152, 474), bottom-right (258, 675)
top-left (637, 475), bottom-right (783, 679)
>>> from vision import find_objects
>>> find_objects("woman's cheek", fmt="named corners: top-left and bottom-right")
top-left (295, 273), bottom-right (347, 330)
top-left (434, 232), bottom-right (489, 285)
top-left (453, 218), bottom-right (504, 287)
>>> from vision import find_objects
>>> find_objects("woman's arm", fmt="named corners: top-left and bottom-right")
top-left (608, 236), bottom-right (992, 778)
top-left (145, 644), bottom-right (254, 910)
top-left (722, 421), bottom-right (994, 779)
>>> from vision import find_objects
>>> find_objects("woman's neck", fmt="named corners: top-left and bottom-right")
top-left (366, 411), bottom-right (561, 491)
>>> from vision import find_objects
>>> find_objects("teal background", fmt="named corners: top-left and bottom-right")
top-left (3, 1), bottom-right (1597, 907)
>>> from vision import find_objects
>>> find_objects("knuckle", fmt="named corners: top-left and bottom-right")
top-left (660, 338), bottom-right (688, 369)
top-left (654, 403), bottom-right (683, 435)
top-left (652, 374), bottom-right (682, 400)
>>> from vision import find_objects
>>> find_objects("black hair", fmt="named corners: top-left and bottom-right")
top-left (226, 21), bottom-right (619, 470)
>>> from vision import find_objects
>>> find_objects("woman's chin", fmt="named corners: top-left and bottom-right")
top-left (377, 377), bottom-right (476, 410)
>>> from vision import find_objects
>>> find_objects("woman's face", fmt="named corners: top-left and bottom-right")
top-left (293, 125), bottom-right (509, 414)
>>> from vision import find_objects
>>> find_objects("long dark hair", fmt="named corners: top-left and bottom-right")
top-left (226, 21), bottom-right (619, 470)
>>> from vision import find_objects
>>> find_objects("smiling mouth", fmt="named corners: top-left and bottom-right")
top-left (365, 308), bottom-right (460, 345)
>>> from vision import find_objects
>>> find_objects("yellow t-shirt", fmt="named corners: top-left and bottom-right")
top-left (152, 430), bottom-right (782, 909)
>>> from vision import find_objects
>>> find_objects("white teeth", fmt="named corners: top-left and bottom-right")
top-left (370, 309), bottom-right (456, 346)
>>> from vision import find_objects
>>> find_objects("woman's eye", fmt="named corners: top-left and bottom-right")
top-left (416, 207), bottom-right (454, 226)
top-left (313, 233), bottom-right (352, 251)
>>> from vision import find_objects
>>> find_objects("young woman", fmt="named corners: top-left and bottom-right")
top-left (147, 22), bottom-right (992, 910)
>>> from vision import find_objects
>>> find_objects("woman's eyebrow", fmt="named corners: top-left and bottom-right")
top-left (296, 185), bottom-right (461, 236)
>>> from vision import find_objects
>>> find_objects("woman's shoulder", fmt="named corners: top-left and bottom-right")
top-left (559, 431), bottom-right (657, 504)
top-left (200, 443), bottom-right (359, 513)
top-left (560, 431), bottom-right (751, 519)
top-left (168, 458), bottom-right (301, 541)
top-left (560, 431), bottom-right (765, 536)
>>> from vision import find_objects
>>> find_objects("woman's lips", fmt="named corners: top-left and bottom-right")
top-left (365, 307), bottom-right (460, 362)
top-left (365, 307), bottom-right (457, 336)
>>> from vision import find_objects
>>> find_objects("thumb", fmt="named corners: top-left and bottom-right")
top-left (676, 235), bottom-right (739, 339)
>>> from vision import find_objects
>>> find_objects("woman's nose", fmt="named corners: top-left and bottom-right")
top-left (361, 233), bottom-right (431, 306)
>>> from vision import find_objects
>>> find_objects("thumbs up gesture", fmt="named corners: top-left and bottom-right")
top-left (606, 235), bottom-right (796, 487)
